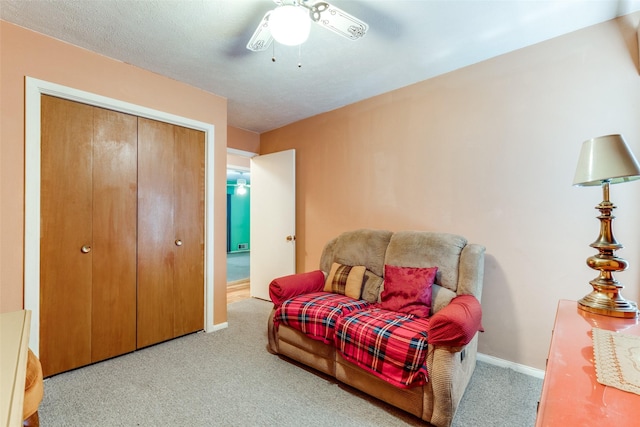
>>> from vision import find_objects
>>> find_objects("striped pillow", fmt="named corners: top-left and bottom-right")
top-left (324, 263), bottom-right (366, 299)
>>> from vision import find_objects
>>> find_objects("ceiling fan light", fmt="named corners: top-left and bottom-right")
top-left (269, 5), bottom-right (310, 46)
top-left (236, 178), bottom-right (247, 195)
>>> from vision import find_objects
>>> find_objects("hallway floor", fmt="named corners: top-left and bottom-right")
top-left (227, 251), bottom-right (250, 304)
top-left (227, 251), bottom-right (249, 283)
top-left (227, 281), bottom-right (250, 304)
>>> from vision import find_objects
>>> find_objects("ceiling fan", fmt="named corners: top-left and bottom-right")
top-left (246, 0), bottom-right (368, 52)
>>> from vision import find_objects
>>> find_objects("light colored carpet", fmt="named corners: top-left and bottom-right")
top-left (39, 298), bottom-right (542, 426)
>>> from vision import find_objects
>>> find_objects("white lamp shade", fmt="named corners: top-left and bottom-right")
top-left (269, 5), bottom-right (311, 46)
top-left (573, 134), bottom-right (640, 186)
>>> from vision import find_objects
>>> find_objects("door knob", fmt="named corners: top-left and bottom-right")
top-left (286, 235), bottom-right (296, 242)
top-left (81, 245), bottom-right (91, 254)
top-left (175, 239), bottom-right (183, 246)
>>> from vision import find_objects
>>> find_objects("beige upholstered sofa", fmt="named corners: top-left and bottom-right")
top-left (267, 229), bottom-right (486, 427)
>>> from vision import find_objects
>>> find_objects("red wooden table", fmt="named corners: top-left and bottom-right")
top-left (536, 300), bottom-right (640, 426)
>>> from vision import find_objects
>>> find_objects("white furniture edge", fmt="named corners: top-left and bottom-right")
top-left (0, 310), bottom-right (31, 427)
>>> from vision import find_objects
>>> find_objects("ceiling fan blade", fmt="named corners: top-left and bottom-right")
top-left (246, 11), bottom-right (273, 52)
top-left (308, 2), bottom-right (368, 40)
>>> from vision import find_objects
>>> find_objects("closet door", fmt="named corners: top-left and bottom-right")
top-left (137, 118), bottom-right (204, 348)
top-left (40, 96), bottom-right (94, 377)
top-left (40, 96), bottom-right (137, 377)
top-left (173, 126), bottom-right (205, 337)
top-left (90, 107), bottom-right (138, 362)
top-left (137, 118), bottom-right (176, 347)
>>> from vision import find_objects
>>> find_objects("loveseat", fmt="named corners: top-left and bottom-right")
top-left (267, 229), bottom-right (485, 427)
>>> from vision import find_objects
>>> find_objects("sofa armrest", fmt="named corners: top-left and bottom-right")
top-left (268, 270), bottom-right (326, 306)
top-left (427, 295), bottom-right (483, 347)
top-left (457, 243), bottom-right (485, 299)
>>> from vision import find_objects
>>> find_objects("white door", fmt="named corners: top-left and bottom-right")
top-left (250, 149), bottom-right (296, 300)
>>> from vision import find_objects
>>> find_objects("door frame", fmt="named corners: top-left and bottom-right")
top-left (24, 77), bottom-right (218, 356)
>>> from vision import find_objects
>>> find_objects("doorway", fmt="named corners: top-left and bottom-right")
top-left (225, 148), bottom-right (296, 303)
top-left (227, 152), bottom-right (252, 304)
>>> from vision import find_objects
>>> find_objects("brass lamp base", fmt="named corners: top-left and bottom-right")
top-left (578, 181), bottom-right (639, 319)
top-left (578, 292), bottom-right (638, 318)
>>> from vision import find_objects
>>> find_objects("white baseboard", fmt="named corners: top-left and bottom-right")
top-left (209, 322), bottom-right (228, 332)
top-left (477, 353), bottom-right (545, 379)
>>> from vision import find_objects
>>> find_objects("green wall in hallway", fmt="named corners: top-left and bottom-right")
top-left (227, 183), bottom-right (250, 252)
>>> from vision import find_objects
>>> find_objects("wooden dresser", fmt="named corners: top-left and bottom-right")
top-left (536, 300), bottom-right (640, 426)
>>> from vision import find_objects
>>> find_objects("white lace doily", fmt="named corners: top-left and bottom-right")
top-left (592, 327), bottom-right (640, 395)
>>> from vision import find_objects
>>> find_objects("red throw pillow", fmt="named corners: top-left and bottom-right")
top-left (378, 265), bottom-right (437, 317)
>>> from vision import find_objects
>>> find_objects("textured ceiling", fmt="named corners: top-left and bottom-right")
top-left (2, 0), bottom-right (639, 133)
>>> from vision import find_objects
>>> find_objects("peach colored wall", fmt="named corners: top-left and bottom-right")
top-left (0, 21), bottom-right (229, 325)
top-left (260, 14), bottom-right (640, 370)
top-left (227, 125), bottom-right (259, 168)
top-left (227, 154), bottom-right (251, 170)
top-left (228, 126), bottom-right (260, 154)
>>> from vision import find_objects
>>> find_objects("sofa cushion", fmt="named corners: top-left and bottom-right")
top-left (274, 292), bottom-right (370, 344)
top-left (269, 270), bottom-right (326, 306)
top-left (335, 308), bottom-right (430, 388)
top-left (320, 229), bottom-right (393, 278)
top-left (378, 265), bottom-right (437, 318)
top-left (427, 295), bottom-right (483, 347)
top-left (361, 270), bottom-right (384, 303)
top-left (324, 263), bottom-right (366, 299)
top-left (384, 231), bottom-right (467, 293)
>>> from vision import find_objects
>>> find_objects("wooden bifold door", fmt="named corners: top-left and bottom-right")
top-left (40, 96), bottom-right (204, 377)
top-left (137, 118), bottom-right (205, 348)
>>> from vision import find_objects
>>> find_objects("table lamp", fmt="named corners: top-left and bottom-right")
top-left (573, 134), bottom-right (640, 318)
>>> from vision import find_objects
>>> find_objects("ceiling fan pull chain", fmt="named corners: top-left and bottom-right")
top-left (272, 41), bottom-right (276, 62)
top-left (298, 44), bottom-right (302, 68)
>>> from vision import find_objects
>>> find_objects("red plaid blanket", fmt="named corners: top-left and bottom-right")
top-left (274, 292), bottom-right (371, 344)
top-left (335, 308), bottom-right (430, 388)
